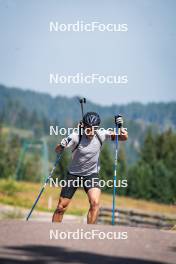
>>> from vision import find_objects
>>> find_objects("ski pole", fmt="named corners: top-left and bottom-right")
top-left (26, 152), bottom-right (62, 221)
top-left (112, 114), bottom-right (123, 225)
top-left (79, 98), bottom-right (86, 118)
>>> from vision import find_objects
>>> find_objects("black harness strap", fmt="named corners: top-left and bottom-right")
top-left (72, 125), bottom-right (82, 153)
top-left (95, 131), bottom-right (103, 147)
top-left (72, 129), bottom-right (102, 153)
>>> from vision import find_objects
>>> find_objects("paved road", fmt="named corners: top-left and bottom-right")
top-left (0, 221), bottom-right (175, 264)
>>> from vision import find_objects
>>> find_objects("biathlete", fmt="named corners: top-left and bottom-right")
top-left (52, 112), bottom-right (128, 224)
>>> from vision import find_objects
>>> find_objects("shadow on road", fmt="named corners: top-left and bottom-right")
top-left (0, 245), bottom-right (167, 264)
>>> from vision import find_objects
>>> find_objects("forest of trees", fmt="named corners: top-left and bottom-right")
top-left (127, 129), bottom-right (176, 204)
top-left (0, 85), bottom-right (176, 129)
top-left (0, 122), bottom-right (175, 204)
top-left (0, 85), bottom-right (175, 205)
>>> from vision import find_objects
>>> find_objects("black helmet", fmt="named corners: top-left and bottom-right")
top-left (83, 112), bottom-right (101, 127)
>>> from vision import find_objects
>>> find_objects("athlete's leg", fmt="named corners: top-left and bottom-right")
top-left (52, 174), bottom-right (78, 223)
top-left (87, 188), bottom-right (101, 224)
top-left (52, 196), bottom-right (71, 223)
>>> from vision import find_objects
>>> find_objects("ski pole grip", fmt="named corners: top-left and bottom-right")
top-left (79, 98), bottom-right (86, 104)
top-left (115, 114), bottom-right (123, 128)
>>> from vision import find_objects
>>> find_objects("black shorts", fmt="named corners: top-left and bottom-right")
top-left (60, 172), bottom-right (101, 199)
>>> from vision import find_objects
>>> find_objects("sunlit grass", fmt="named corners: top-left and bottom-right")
top-left (2, 126), bottom-right (33, 137)
top-left (0, 179), bottom-right (176, 216)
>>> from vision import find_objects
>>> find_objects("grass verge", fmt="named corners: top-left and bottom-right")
top-left (0, 179), bottom-right (176, 217)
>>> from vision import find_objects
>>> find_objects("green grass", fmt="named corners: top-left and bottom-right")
top-left (2, 126), bottom-right (33, 138)
top-left (0, 179), bottom-right (21, 196)
top-left (0, 179), bottom-right (176, 217)
top-left (0, 210), bottom-right (24, 220)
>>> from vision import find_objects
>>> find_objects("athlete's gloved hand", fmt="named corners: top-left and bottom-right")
top-left (60, 138), bottom-right (69, 148)
top-left (55, 138), bottom-right (68, 153)
top-left (115, 114), bottom-right (123, 128)
top-left (55, 144), bottom-right (63, 153)
top-left (55, 134), bottom-right (73, 153)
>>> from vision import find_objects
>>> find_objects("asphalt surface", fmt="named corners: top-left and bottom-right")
top-left (0, 221), bottom-right (175, 264)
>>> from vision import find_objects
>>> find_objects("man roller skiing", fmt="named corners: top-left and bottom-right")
top-left (52, 112), bottom-right (128, 224)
